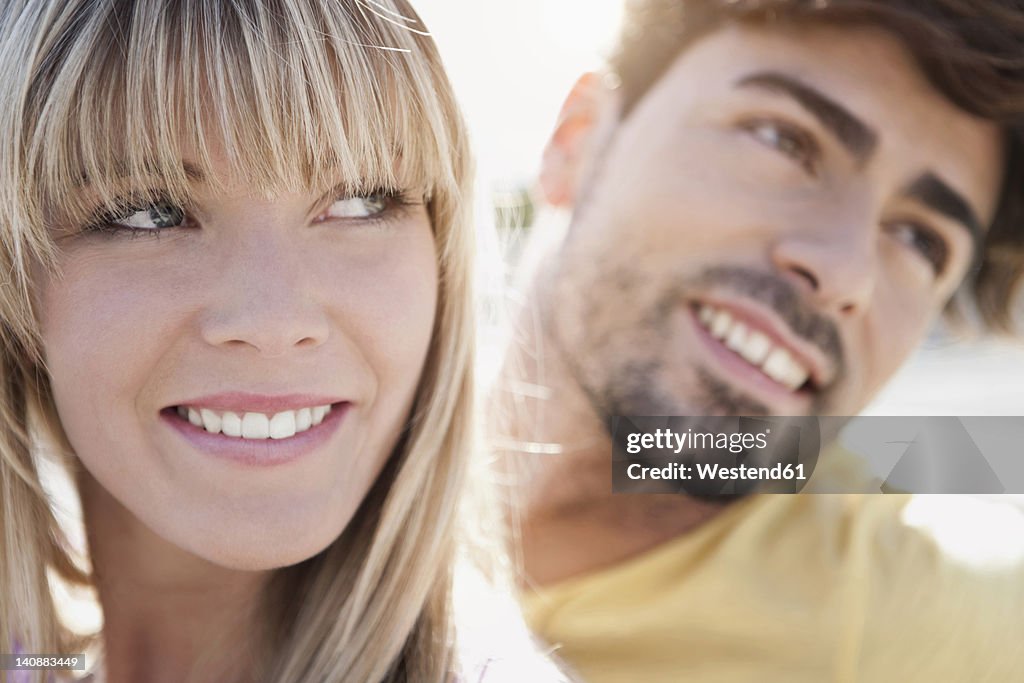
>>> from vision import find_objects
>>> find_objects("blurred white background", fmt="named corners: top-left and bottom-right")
top-left (415, 0), bottom-right (624, 185)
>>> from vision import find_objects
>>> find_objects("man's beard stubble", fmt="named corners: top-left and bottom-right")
top-left (540, 261), bottom-right (846, 431)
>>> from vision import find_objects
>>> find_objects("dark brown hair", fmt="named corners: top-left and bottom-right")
top-left (610, 0), bottom-right (1024, 333)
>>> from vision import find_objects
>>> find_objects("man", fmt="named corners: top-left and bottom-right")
top-left (494, 1), bottom-right (1024, 681)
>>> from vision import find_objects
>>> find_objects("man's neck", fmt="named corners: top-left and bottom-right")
top-left (493, 273), bottom-right (727, 587)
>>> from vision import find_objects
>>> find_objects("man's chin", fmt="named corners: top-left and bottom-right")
top-left (694, 366), bottom-right (828, 417)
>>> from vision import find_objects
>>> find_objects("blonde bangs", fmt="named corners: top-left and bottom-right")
top-left (19, 0), bottom-right (459, 238)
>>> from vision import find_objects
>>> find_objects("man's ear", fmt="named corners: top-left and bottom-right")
top-left (538, 72), bottom-right (615, 208)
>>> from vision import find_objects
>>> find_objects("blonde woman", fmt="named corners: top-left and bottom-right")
top-left (0, 1), bottom-right (559, 681)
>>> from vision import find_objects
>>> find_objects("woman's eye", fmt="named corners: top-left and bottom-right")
top-left (744, 120), bottom-right (819, 175)
top-left (107, 200), bottom-right (186, 230)
top-left (887, 220), bottom-right (950, 276)
top-left (320, 194), bottom-right (391, 220)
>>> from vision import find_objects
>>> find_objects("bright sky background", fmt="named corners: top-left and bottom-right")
top-left (415, 0), bottom-right (624, 186)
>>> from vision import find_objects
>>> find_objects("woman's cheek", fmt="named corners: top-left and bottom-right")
top-left (38, 255), bottom-right (167, 446)
top-left (328, 222), bottom-right (439, 389)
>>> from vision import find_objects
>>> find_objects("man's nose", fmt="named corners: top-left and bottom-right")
top-left (769, 215), bottom-right (877, 318)
top-left (197, 223), bottom-right (330, 358)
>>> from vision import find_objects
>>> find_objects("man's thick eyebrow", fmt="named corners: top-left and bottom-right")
top-left (905, 173), bottom-right (984, 252)
top-left (735, 71), bottom-right (878, 164)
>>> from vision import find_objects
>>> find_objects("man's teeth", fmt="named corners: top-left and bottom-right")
top-left (697, 304), bottom-right (811, 391)
top-left (175, 404), bottom-right (332, 439)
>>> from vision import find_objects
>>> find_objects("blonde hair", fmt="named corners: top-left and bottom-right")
top-left (0, 1), bottom-right (475, 681)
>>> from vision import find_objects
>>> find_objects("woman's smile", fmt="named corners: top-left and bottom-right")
top-left (161, 400), bottom-right (352, 467)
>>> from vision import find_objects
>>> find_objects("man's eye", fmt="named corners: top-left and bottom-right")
top-left (319, 194), bottom-right (392, 220)
top-left (106, 200), bottom-right (186, 230)
top-left (887, 220), bottom-right (950, 276)
top-left (743, 120), bottom-right (819, 175)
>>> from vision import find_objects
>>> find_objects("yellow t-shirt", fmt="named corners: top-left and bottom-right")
top-left (521, 455), bottom-right (1024, 682)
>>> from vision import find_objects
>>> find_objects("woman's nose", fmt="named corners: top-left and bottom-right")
top-left (197, 221), bottom-right (331, 358)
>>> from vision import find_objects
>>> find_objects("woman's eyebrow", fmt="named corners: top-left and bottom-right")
top-left (75, 161), bottom-right (207, 187)
top-left (180, 162), bottom-right (206, 181)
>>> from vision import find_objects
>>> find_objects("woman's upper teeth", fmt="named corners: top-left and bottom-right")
top-left (176, 404), bottom-right (333, 439)
top-left (698, 304), bottom-right (811, 391)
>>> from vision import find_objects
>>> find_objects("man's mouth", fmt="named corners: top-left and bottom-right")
top-left (693, 301), bottom-right (820, 394)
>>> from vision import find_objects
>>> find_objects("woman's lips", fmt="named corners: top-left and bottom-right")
top-left (159, 401), bottom-right (350, 467)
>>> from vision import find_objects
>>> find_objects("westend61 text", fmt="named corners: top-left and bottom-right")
top-left (627, 462), bottom-right (807, 482)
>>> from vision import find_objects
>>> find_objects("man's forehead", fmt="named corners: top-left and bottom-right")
top-left (660, 21), bottom-right (963, 125)
top-left (642, 20), bottom-right (1005, 226)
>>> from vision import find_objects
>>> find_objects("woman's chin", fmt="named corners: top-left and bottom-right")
top-left (184, 533), bottom-right (336, 572)
top-left (150, 512), bottom-right (347, 572)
